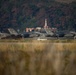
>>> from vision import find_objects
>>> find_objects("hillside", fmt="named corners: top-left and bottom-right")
top-left (0, 0), bottom-right (76, 31)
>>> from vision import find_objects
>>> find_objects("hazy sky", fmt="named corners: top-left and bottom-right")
top-left (55, 0), bottom-right (76, 3)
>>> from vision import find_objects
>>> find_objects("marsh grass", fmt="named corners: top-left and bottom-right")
top-left (0, 41), bottom-right (76, 51)
top-left (0, 40), bottom-right (76, 75)
top-left (0, 39), bottom-right (76, 43)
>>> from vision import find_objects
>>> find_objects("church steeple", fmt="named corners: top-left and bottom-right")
top-left (45, 19), bottom-right (47, 27)
top-left (44, 18), bottom-right (48, 29)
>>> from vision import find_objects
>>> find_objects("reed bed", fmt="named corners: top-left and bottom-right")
top-left (0, 41), bottom-right (76, 75)
top-left (0, 41), bottom-right (76, 51)
top-left (0, 39), bottom-right (76, 43)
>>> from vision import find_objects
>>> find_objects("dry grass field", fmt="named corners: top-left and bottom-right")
top-left (0, 39), bottom-right (76, 43)
top-left (0, 40), bottom-right (76, 75)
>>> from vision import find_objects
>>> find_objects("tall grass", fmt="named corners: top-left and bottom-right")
top-left (0, 41), bottom-right (76, 75)
top-left (0, 39), bottom-right (76, 43)
top-left (0, 41), bottom-right (76, 51)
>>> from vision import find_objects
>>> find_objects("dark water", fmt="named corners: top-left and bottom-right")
top-left (0, 49), bottom-right (76, 75)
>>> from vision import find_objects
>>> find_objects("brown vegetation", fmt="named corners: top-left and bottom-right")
top-left (0, 41), bottom-right (76, 75)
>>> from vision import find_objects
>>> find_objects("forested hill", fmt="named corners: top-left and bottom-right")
top-left (0, 0), bottom-right (76, 31)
